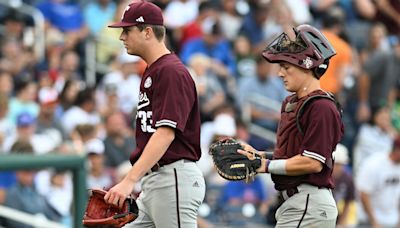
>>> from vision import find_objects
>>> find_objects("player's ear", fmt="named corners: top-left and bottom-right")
top-left (144, 26), bottom-right (152, 39)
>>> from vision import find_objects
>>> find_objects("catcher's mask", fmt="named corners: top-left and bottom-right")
top-left (262, 24), bottom-right (336, 78)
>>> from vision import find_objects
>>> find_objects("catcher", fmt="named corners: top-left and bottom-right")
top-left (210, 24), bottom-right (344, 228)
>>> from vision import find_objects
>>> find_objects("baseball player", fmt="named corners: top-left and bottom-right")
top-left (105, 1), bottom-right (205, 227)
top-left (239, 24), bottom-right (344, 227)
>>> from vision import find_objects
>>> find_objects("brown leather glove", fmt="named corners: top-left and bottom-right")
top-left (82, 189), bottom-right (138, 228)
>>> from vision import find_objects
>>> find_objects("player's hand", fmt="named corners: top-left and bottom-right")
top-left (237, 145), bottom-right (267, 173)
top-left (237, 142), bottom-right (264, 160)
top-left (104, 178), bottom-right (135, 209)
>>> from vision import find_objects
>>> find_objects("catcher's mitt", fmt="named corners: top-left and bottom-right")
top-left (82, 189), bottom-right (138, 228)
top-left (209, 137), bottom-right (263, 182)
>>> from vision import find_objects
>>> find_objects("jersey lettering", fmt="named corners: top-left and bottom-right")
top-left (137, 110), bottom-right (155, 133)
top-left (138, 92), bottom-right (150, 110)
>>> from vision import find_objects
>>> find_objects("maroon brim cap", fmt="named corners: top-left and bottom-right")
top-left (108, 1), bottom-right (163, 28)
top-left (108, 21), bottom-right (138, 28)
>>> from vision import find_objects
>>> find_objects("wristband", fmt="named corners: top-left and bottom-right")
top-left (265, 159), bottom-right (270, 173)
top-left (268, 160), bottom-right (287, 175)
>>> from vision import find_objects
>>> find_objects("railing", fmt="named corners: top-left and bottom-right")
top-left (0, 205), bottom-right (65, 228)
top-left (242, 93), bottom-right (282, 144)
top-left (0, 154), bottom-right (87, 228)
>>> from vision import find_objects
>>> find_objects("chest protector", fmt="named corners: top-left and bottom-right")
top-left (274, 90), bottom-right (341, 161)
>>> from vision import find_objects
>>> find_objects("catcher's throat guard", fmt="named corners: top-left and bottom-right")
top-left (82, 189), bottom-right (138, 228)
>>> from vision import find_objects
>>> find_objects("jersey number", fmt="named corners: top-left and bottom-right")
top-left (137, 111), bottom-right (155, 133)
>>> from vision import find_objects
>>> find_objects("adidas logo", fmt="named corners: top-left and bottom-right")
top-left (136, 16), bottom-right (144, 22)
top-left (193, 181), bottom-right (199, 187)
top-left (320, 211), bottom-right (327, 218)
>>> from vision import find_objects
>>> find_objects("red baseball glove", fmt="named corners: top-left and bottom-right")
top-left (82, 189), bottom-right (138, 228)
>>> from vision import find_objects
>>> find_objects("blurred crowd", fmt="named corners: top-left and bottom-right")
top-left (0, 0), bottom-right (400, 227)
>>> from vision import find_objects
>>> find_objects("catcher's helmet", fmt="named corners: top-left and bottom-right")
top-left (262, 24), bottom-right (336, 78)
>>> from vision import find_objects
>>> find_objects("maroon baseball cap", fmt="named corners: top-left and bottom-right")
top-left (108, 0), bottom-right (163, 28)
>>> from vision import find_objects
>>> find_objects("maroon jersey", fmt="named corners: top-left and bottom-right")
top-left (273, 90), bottom-right (344, 191)
top-left (130, 54), bottom-right (201, 166)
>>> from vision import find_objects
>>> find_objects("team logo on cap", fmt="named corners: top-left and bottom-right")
top-left (122, 5), bottom-right (130, 20)
top-left (144, 77), bottom-right (152, 88)
top-left (303, 57), bottom-right (313, 69)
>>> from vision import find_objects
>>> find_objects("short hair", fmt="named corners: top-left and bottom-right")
top-left (74, 124), bottom-right (96, 138)
top-left (74, 87), bottom-right (95, 106)
top-left (10, 140), bottom-right (34, 154)
top-left (136, 24), bottom-right (165, 42)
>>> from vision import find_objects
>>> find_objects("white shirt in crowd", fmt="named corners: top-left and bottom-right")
top-left (356, 153), bottom-right (400, 226)
top-left (353, 124), bottom-right (393, 174)
top-left (61, 106), bottom-right (101, 135)
top-left (102, 71), bottom-right (141, 115)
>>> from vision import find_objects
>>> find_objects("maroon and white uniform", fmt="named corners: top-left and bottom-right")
top-left (273, 90), bottom-right (344, 227)
top-left (130, 53), bottom-right (201, 166)
top-left (273, 89), bottom-right (344, 190)
top-left (126, 54), bottom-right (205, 228)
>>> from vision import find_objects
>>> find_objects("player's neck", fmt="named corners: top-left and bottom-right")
top-left (144, 43), bottom-right (171, 67)
top-left (297, 79), bottom-right (320, 98)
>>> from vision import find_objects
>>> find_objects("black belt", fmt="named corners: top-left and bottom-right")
top-left (279, 185), bottom-right (329, 201)
top-left (150, 163), bottom-right (162, 172)
top-left (145, 159), bottom-right (193, 175)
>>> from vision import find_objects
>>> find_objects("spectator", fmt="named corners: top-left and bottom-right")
top-left (0, 9), bottom-right (30, 46)
top-left (180, 18), bottom-right (237, 77)
top-left (84, 0), bottom-right (116, 37)
top-left (233, 35), bottom-right (256, 79)
top-left (103, 112), bottom-right (136, 168)
top-left (238, 0), bottom-right (276, 55)
top-left (356, 136), bottom-right (400, 227)
top-left (199, 111), bottom-right (237, 177)
top-left (320, 6), bottom-right (353, 98)
top-left (220, 176), bottom-right (270, 226)
top-left (53, 50), bottom-right (82, 93)
top-left (353, 105), bottom-right (397, 173)
top-left (85, 138), bottom-right (115, 190)
top-left (219, 0), bottom-right (243, 41)
top-left (179, 1), bottom-right (218, 50)
top-left (7, 79), bottom-right (39, 125)
top-left (188, 54), bottom-right (226, 123)
top-left (200, 104), bottom-right (237, 168)
top-left (0, 38), bottom-right (33, 79)
top-left (359, 22), bottom-right (391, 65)
top-left (283, 0), bottom-right (312, 25)
top-left (163, 0), bottom-right (199, 30)
top-left (0, 71), bottom-right (13, 97)
top-left (102, 51), bottom-right (142, 116)
top-left (357, 35), bottom-right (400, 123)
top-left (95, 0), bottom-right (127, 64)
top-left (54, 79), bottom-right (81, 121)
top-left (236, 56), bottom-right (288, 132)
top-left (36, 87), bottom-right (65, 139)
top-left (61, 87), bottom-right (101, 136)
top-left (36, 0), bottom-right (88, 51)
top-left (2, 140), bottom-right (61, 228)
top-left (96, 82), bottom-right (120, 119)
top-left (236, 118), bottom-right (273, 152)
top-left (163, 0), bottom-right (200, 51)
top-left (34, 169), bottom-right (73, 227)
top-left (332, 144), bottom-right (356, 227)
top-left (0, 94), bottom-right (15, 151)
top-left (373, 0), bottom-right (400, 35)
top-left (3, 112), bottom-right (62, 154)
